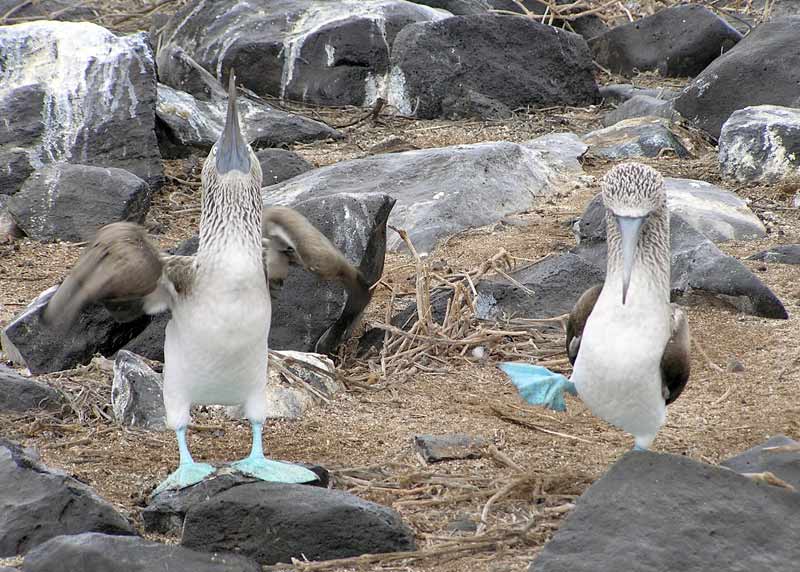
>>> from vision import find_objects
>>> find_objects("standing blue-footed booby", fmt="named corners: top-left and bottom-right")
top-left (501, 163), bottom-right (690, 450)
top-left (43, 73), bottom-right (372, 494)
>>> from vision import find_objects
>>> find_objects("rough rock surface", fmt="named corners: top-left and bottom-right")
top-left (156, 83), bottom-right (341, 157)
top-left (721, 435), bottom-right (800, 490)
top-left (21, 533), bottom-right (261, 572)
top-left (583, 117), bottom-right (688, 160)
top-left (0, 0), bottom-right (94, 22)
top-left (589, 4), bottom-right (741, 77)
top-left (181, 482), bottom-right (415, 564)
top-left (487, 0), bottom-right (608, 39)
top-left (748, 244), bottom-right (800, 264)
top-left (256, 148), bottom-right (314, 186)
top-left (719, 105), bottom-right (800, 183)
top-left (143, 470), bottom-right (330, 535)
top-left (112, 350), bottom-right (166, 430)
top-left (6, 164), bottom-right (151, 242)
top-left (674, 17), bottom-right (800, 139)
top-left (0, 21), bottom-right (162, 193)
top-left (388, 15), bottom-right (598, 119)
top-left (263, 133), bottom-right (587, 253)
top-left (157, 0), bottom-right (447, 106)
top-left (531, 451), bottom-right (800, 572)
top-left (603, 94), bottom-right (678, 127)
top-left (0, 439), bottom-right (135, 557)
top-left (598, 83), bottom-right (680, 104)
top-left (0, 366), bottom-right (64, 413)
top-left (414, 434), bottom-right (487, 463)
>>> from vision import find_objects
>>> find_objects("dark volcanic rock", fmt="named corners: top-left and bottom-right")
top-left (721, 435), bottom-right (800, 490)
top-left (719, 105), bottom-right (800, 183)
top-left (388, 14), bottom-right (598, 119)
top-left (583, 117), bottom-right (688, 159)
top-left (156, 44), bottom-right (227, 102)
top-left (589, 4), bottom-right (741, 77)
top-left (0, 150), bottom-right (34, 195)
top-left (0, 21), bottom-right (162, 192)
top-left (674, 17), bottom-right (800, 139)
top-left (0, 0), bottom-right (94, 22)
top-left (602, 94), bottom-right (678, 127)
top-left (0, 366), bottom-right (64, 413)
top-left (413, 434), bottom-right (487, 463)
top-left (181, 482), bottom-right (415, 564)
top-left (6, 164), bottom-right (151, 242)
top-left (748, 244), bottom-right (800, 264)
top-left (0, 440), bottom-right (135, 557)
top-left (111, 350), bottom-right (166, 430)
top-left (412, 0), bottom-right (491, 14)
top-left (1, 286), bottom-right (151, 374)
top-left (256, 149), bottom-right (314, 186)
top-left (487, 0), bottom-right (608, 39)
top-left (21, 533), bottom-right (260, 572)
top-left (531, 451), bottom-right (800, 572)
top-left (263, 134), bottom-right (587, 253)
top-left (158, 0), bottom-right (447, 106)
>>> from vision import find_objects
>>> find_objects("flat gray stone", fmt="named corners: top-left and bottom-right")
top-left (414, 434), bottom-right (487, 463)
top-left (583, 117), bottom-right (688, 160)
top-left (0, 366), bottom-right (64, 413)
top-left (719, 105), bottom-right (800, 183)
top-left (264, 133), bottom-right (587, 253)
top-left (111, 350), bottom-right (165, 430)
top-left (531, 451), bottom-right (800, 572)
top-left (748, 244), bottom-right (800, 264)
top-left (598, 84), bottom-right (680, 105)
top-left (720, 435), bottom-right (800, 490)
top-left (603, 94), bottom-right (678, 127)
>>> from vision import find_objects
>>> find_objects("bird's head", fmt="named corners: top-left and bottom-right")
top-left (601, 162), bottom-right (665, 305)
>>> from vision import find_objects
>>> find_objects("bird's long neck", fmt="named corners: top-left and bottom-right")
top-left (605, 203), bottom-right (671, 306)
top-left (197, 174), bottom-right (263, 263)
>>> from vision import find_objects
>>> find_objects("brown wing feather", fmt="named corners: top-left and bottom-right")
top-left (565, 284), bottom-right (602, 365)
top-left (661, 304), bottom-right (691, 405)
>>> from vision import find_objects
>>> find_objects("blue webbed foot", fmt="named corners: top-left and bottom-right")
top-left (153, 461), bottom-right (216, 495)
top-left (230, 455), bottom-right (318, 484)
top-left (499, 363), bottom-right (577, 412)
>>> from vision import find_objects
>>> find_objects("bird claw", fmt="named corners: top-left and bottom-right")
top-left (153, 461), bottom-right (216, 495)
top-left (499, 363), bottom-right (577, 412)
top-left (230, 455), bottom-right (318, 484)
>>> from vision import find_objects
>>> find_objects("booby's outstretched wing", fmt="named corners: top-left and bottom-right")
top-left (565, 285), bottom-right (602, 365)
top-left (262, 206), bottom-right (372, 354)
top-left (42, 222), bottom-right (194, 329)
top-left (661, 305), bottom-right (690, 405)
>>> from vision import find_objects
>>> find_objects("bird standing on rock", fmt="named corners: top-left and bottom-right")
top-left (43, 73), bottom-right (372, 494)
top-left (501, 162), bottom-right (690, 450)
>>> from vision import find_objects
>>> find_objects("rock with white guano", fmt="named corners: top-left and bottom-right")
top-left (719, 105), bottom-right (800, 183)
top-left (263, 133), bottom-right (587, 253)
top-left (0, 21), bottom-right (163, 193)
top-left (583, 117), bottom-right (688, 160)
top-left (112, 350), bottom-right (166, 430)
top-left (157, 0), bottom-right (448, 107)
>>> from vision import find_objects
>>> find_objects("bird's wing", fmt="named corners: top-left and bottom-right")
top-left (660, 304), bottom-right (691, 405)
top-left (262, 206), bottom-right (372, 354)
top-left (43, 222), bottom-right (194, 329)
top-left (565, 284), bottom-right (602, 365)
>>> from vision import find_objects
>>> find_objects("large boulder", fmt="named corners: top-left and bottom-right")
top-left (719, 105), bottom-right (800, 183)
top-left (0, 440), bottom-right (135, 557)
top-left (674, 17), bottom-right (800, 139)
top-left (157, 0), bottom-right (448, 106)
top-left (6, 164), bottom-right (150, 242)
top-left (0, 366), bottom-right (64, 413)
top-left (531, 451), bottom-right (800, 571)
top-left (0, 21), bottom-right (162, 193)
top-left (112, 350), bottom-right (166, 430)
top-left (263, 133), bottom-right (587, 253)
top-left (21, 533), bottom-right (260, 572)
top-left (387, 14), bottom-right (598, 119)
top-left (589, 4), bottom-right (741, 78)
top-left (583, 117), bottom-right (688, 160)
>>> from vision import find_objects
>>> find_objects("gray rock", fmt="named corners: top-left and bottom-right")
top-left (1, 286), bottom-right (151, 374)
top-left (0, 366), bottom-right (64, 413)
top-left (583, 117), bottom-right (689, 160)
top-left (603, 95), bottom-right (678, 127)
top-left (589, 4), bottom-right (741, 77)
top-left (387, 15), bottom-right (598, 119)
top-left (261, 351), bottom-right (341, 420)
top-left (143, 470), bottom-right (330, 535)
top-left (412, 0), bottom-right (491, 14)
top-left (256, 149), bottom-right (313, 186)
top-left (181, 482), bottom-right (415, 564)
top-left (263, 133), bottom-right (587, 253)
top-left (112, 350), bottom-right (166, 430)
top-left (0, 0), bottom-right (93, 22)
top-left (486, 0), bottom-right (608, 40)
top-left (158, 0), bottom-right (447, 107)
top-left (21, 533), bottom-right (260, 572)
top-left (0, 21), bottom-right (162, 193)
top-left (6, 164), bottom-right (151, 242)
top-left (0, 439), bottom-right (135, 557)
top-left (156, 84), bottom-right (340, 158)
top-left (156, 44), bottom-right (227, 102)
top-left (441, 88), bottom-right (513, 120)
top-left (413, 434), bottom-right (487, 463)
top-left (719, 105), bottom-right (800, 183)
top-left (531, 451), bottom-right (800, 572)
top-left (768, 0), bottom-right (800, 19)
top-left (0, 149), bottom-right (35, 194)
top-left (598, 84), bottom-right (680, 105)
top-left (674, 17), bottom-right (800, 139)
top-left (748, 244), bottom-right (800, 264)
top-left (721, 435), bottom-right (800, 490)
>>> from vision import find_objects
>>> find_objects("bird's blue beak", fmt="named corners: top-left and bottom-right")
top-left (216, 72), bottom-right (250, 175)
top-left (616, 215), bottom-right (646, 305)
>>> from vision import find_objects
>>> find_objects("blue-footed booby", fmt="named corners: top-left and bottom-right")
top-left (500, 162), bottom-right (690, 450)
top-left (43, 74), bottom-right (372, 493)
